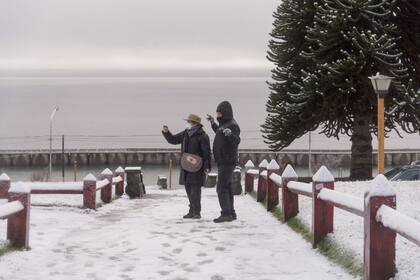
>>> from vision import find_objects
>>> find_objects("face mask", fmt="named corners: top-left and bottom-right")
top-left (217, 117), bottom-right (223, 123)
top-left (186, 123), bottom-right (193, 129)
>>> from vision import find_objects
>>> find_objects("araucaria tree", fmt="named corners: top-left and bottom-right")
top-left (263, 0), bottom-right (420, 180)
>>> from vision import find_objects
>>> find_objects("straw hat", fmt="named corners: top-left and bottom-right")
top-left (184, 114), bottom-right (202, 125)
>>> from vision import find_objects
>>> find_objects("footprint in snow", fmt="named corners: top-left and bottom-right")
top-left (172, 248), bottom-right (183, 254)
top-left (198, 259), bottom-right (214, 266)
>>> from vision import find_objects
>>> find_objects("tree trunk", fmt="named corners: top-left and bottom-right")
top-left (350, 112), bottom-right (373, 180)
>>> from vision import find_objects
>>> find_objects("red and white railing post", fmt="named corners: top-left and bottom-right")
top-left (7, 183), bottom-right (30, 248)
top-left (257, 159), bottom-right (269, 202)
top-left (0, 173), bottom-right (11, 199)
top-left (83, 174), bottom-right (97, 210)
top-left (281, 164), bottom-right (299, 222)
top-left (312, 166), bottom-right (334, 248)
top-left (244, 160), bottom-right (255, 193)
top-left (364, 175), bottom-right (396, 280)
top-left (101, 168), bottom-right (113, 204)
top-left (115, 166), bottom-right (125, 196)
top-left (266, 160), bottom-right (280, 211)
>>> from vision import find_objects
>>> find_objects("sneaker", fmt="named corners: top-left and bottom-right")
top-left (213, 215), bottom-right (233, 223)
top-left (192, 213), bottom-right (202, 219)
top-left (183, 212), bottom-right (194, 219)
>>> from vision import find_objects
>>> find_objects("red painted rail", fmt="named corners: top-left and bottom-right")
top-left (0, 201), bottom-right (24, 220)
top-left (244, 160), bottom-right (420, 280)
top-left (0, 167), bottom-right (126, 210)
top-left (376, 205), bottom-right (420, 247)
top-left (0, 181), bottom-right (30, 249)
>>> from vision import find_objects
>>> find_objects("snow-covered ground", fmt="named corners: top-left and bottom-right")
top-left (0, 186), bottom-right (354, 280)
top-left (294, 180), bottom-right (420, 280)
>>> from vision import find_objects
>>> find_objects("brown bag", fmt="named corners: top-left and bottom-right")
top-left (181, 153), bottom-right (203, 173)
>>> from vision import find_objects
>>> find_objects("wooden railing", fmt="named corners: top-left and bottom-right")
top-left (0, 181), bottom-right (30, 248)
top-left (0, 167), bottom-right (126, 210)
top-left (0, 167), bottom-right (128, 250)
top-left (244, 159), bottom-right (420, 280)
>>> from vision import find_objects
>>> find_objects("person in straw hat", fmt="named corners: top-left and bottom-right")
top-left (162, 114), bottom-right (211, 219)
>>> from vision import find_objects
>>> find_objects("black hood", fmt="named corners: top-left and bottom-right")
top-left (216, 101), bottom-right (233, 122)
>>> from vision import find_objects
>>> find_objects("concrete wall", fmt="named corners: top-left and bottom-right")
top-left (0, 150), bottom-right (418, 168)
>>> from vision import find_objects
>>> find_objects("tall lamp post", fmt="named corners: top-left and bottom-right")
top-left (369, 73), bottom-right (393, 175)
top-left (48, 106), bottom-right (59, 181)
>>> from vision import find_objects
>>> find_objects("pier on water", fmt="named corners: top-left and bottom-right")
top-left (0, 148), bottom-right (419, 168)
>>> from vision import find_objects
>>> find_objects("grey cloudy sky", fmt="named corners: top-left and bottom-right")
top-left (0, 0), bottom-right (278, 73)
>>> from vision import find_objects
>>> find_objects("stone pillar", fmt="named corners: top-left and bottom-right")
top-left (100, 168), bottom-right (113, 204)
top-left (83, 174), bottom-right (97, 210)
top-left (115, 166), bottom-right (125, 196)
top-left (364, 175), bottom-right (396, 280)
top-left (281, 165), bottom-right (299, 222)
top-left (244, 160), bottom-right (255, 193)
top-left (157, 175), bottom-right (168, 189)
top-left (0, 173), bottom-right (11, 199)
top-left (7, 183), bottom-right (31, 248)
top-left (312, 166), bottom-right (335, 248)
top-left (125, 167), bottom-right (145, 199)
top-left (266, 160), bottom-right (280, 211)
top-left (257, 159), bottom-right (269, 202)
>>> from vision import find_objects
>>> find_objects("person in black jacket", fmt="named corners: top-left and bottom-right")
top-left (207, 101), bottom-right (241, 223)
top-left (162, 114), bottom-right (211, 219)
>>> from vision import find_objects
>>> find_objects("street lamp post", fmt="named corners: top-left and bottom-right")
top-left (369, 73), bottom-right (393, 175)
top-left (48, 107), bottom-right (59, 181)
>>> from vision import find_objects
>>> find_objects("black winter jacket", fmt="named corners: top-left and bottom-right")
top-left (162, 126), bottom-right (211, 186)
top-left (211, 101), bottom-right (241, 166)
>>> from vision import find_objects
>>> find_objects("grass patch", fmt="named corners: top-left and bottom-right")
top-left (32, 203), bottom-right (83, 209)
top-left (246, 191), bottom-right (363, 277)
top-left (0, 243), bottom-right (26, 258)
top-left (317, 238), bottom-right (363, 276)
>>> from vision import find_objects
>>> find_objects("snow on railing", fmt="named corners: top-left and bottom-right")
top-left (96, 178), bottom-right (110, 190)
top-left (112, 176), bottom-right (123, 184)
top-left (0, 199), bottom-right (7, 205)
top-left (246, 169), bottom-right (259, 175)
top-left (376, 205), bottom-right (420, 247)
top-left (16, 182), bottom-right (84, 193)
top-left (260, 170), bottom-right (268, 178)
top-left (0, 201), bottom-right (24, 220)
top-left (318, 188), bottom-right (364, 217)
top-left (287, 181), bottom-right (312, 197)
top-left (269, 173), bottom-right (282, 186)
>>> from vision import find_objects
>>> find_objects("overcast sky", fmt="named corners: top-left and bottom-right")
top-left (0, 0), bottom-right (278, 73)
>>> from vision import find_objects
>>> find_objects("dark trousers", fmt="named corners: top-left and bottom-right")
top-left (185, 182), bottom-right (202, 214)
top-left (216, 165), bottom-right (236, 216)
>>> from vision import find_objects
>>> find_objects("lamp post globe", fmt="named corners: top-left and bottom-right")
top-left (369, 72), bottom-right (393, 98)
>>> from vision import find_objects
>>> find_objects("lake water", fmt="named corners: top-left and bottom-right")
top-left (0, 77), bottom-right (418, 150)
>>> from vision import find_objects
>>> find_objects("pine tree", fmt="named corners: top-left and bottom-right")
top-left (263, 0), bottom-right (317, 149)
top-left (263, 0), bottom-right (420, 180)
top-left (392, 0), bottom-right (420, 81)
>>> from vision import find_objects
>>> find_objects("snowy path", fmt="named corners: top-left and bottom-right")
top-left (0, 187), bottom-right (354, 280)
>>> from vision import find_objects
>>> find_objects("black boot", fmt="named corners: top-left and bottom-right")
top-left (213, 215), bottom-right (233, 223)
top-left (183, 212), bottom-right (194, 219)
top-left (232, 212), bottom-right (237, 220)
top-left (192, 213), bottom-right (201, 219)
